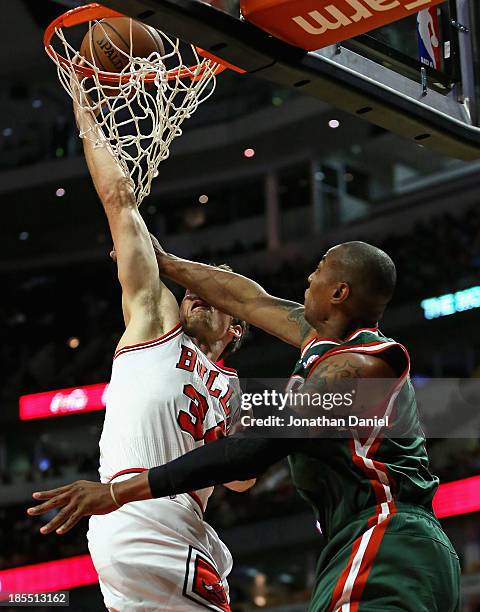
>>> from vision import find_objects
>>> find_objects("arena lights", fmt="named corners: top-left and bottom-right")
top-left (55, 188), bottom-right (65, 197)
top-left (38, 458), bottom-right (51, 472)
top-left (198, 194), bottom-right (209, 204)
top-left (244, 148), bottom-right (255, 158)
top-left (421, 286), bottom-right (480, 319)
top-left (19, 383), bottom-right (108, 421)
top-left (328, 119), bottom-right (340, 129)
top-left (67, 337), bottom-right (80, 349)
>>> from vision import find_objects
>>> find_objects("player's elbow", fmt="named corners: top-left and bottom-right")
top-left (101, 177), bottom-right (135, 211)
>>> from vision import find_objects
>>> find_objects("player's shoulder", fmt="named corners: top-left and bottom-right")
top-left (114, 322), bottom-right (183, 360)
top-left (338, 327), bottom-right (410, 378)
top-left (297, 327), bottom-right (410, 379)
top-left (213, 361), bottom-right (238, 378)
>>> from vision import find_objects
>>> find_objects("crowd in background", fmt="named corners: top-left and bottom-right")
top-left (2, 203), bottom-right (480, 407)
top-left (0, 73), bottom-right (281, 173)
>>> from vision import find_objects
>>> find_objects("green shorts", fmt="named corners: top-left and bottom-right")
top-left (309, 504), bottom-right (461, 612)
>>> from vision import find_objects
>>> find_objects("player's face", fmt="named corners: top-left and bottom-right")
top-left (179, 290), bottom-right (234, 346)
top-left (304, 248), bottom-right (339, 326)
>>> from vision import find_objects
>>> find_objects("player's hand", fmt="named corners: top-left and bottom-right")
top-left (149, 232), bottom-right (168, 262)
top-left (27, 480), bottom-right (118, 535)
top-left (71, 57), bottom-right (103, 128)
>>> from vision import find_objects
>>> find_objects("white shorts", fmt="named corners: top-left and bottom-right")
top-left (87, 491), bottom-right (232, 612)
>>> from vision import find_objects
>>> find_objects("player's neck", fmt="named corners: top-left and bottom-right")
top-left (316, 317), bottom-right (377, 342)
top-left (190, 337), bottom-right (225, 362)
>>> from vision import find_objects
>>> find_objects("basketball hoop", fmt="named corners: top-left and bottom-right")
top-left (44, 3), bottom-right (244, 206)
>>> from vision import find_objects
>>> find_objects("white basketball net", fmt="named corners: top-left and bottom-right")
top-left (47, 20), bottom-right (222, 206)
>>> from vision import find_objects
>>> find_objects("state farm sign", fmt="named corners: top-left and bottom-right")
top-left (19, 383), bottom-right (108, 420)
top-left (241, 0), bottom-right (446, 50)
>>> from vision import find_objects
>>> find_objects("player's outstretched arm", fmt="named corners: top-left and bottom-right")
top-left (73, 83), bottom-right (178, 341)
top-left (27, 437), bottom-right (296, 534)
top-left (149, 234), bottom-right (314, 348)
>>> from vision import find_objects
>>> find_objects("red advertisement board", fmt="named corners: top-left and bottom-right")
top-left (19, 383), bottom-right (108, 421)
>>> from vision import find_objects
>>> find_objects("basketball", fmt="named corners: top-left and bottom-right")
top-left (80, 17), bottom-right (165, 73)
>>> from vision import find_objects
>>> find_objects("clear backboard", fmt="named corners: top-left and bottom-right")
top-left (97, 0), bottom-right (480, 160)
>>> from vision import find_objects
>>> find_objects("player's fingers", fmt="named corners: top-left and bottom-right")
top-left (212, 425), bottom-right (225, 440)
top-left (56, 511), bottom-right (83, 535)
top-left (27, 493), bottom-right (71, 516)
top-left (32, 484), bottom-right (73, 500)
top-left (40, 503), bottom-right (77, 535)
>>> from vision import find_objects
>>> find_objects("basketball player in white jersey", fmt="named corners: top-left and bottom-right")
top-left (55, 83), bottom-right (252, 611)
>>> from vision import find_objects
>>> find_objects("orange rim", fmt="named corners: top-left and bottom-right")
top-left (43, 2), bottom-right (243, 83)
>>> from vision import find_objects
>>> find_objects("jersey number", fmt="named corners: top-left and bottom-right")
top-left (178, 384), bottom-right (225, 443)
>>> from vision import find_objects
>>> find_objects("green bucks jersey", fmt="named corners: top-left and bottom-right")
top-left (288, 327), bottom-right (438, 541)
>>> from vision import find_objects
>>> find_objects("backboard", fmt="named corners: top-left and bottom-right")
top-left (97, 0), bottom-right (480, 160)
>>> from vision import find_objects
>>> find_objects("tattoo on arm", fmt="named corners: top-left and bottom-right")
top-left (294, 354), bottom-right (396, 423)
top-left (311, 359), bottom-right (365, 386)
top-left (277, 301), bottom-right (313, 344)
top-left (295, 358), bottom-right (364, 418)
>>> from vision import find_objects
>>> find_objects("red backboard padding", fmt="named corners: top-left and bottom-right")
top-left (241, 0), bottom-right (447, 51)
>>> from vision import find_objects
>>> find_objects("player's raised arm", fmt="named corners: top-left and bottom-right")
top-left (149, 235), bottom-right (314, 349)
top-left (73, 82), bottom-right (178, 340)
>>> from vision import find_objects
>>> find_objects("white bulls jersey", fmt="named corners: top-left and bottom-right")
top-left (98, 322), bottom-right (241, 513)
top-left (88, 323), bottom-right (239, 611)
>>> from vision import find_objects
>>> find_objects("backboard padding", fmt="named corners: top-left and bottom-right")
top-left (98, 0), bottom-right (480, 160)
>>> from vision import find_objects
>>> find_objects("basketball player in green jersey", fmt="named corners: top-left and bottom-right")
top-left (30, 241), bottom-right (460, 611)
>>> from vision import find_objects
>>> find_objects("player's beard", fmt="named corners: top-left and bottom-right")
top-left (182, 309), bottom-right (217, 344)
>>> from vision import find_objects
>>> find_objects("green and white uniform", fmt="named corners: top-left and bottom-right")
top-left (288, 327), bottom-right (461, 612)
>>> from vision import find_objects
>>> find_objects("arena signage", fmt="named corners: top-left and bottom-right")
top-left (0, 554), bottom-right (97, 599)
top-left (18, 360), bottom-right (227, 421)
top-left (19, 383), bottom-right (108, 421)
top-left (17, 357), bottom-right (228, 421)
top-left (432, 474), bottom-right (480, 519)
top-left (241, 0), bottom-right (446, 50)
top-left (421, 286), bottom-right (480, 320)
